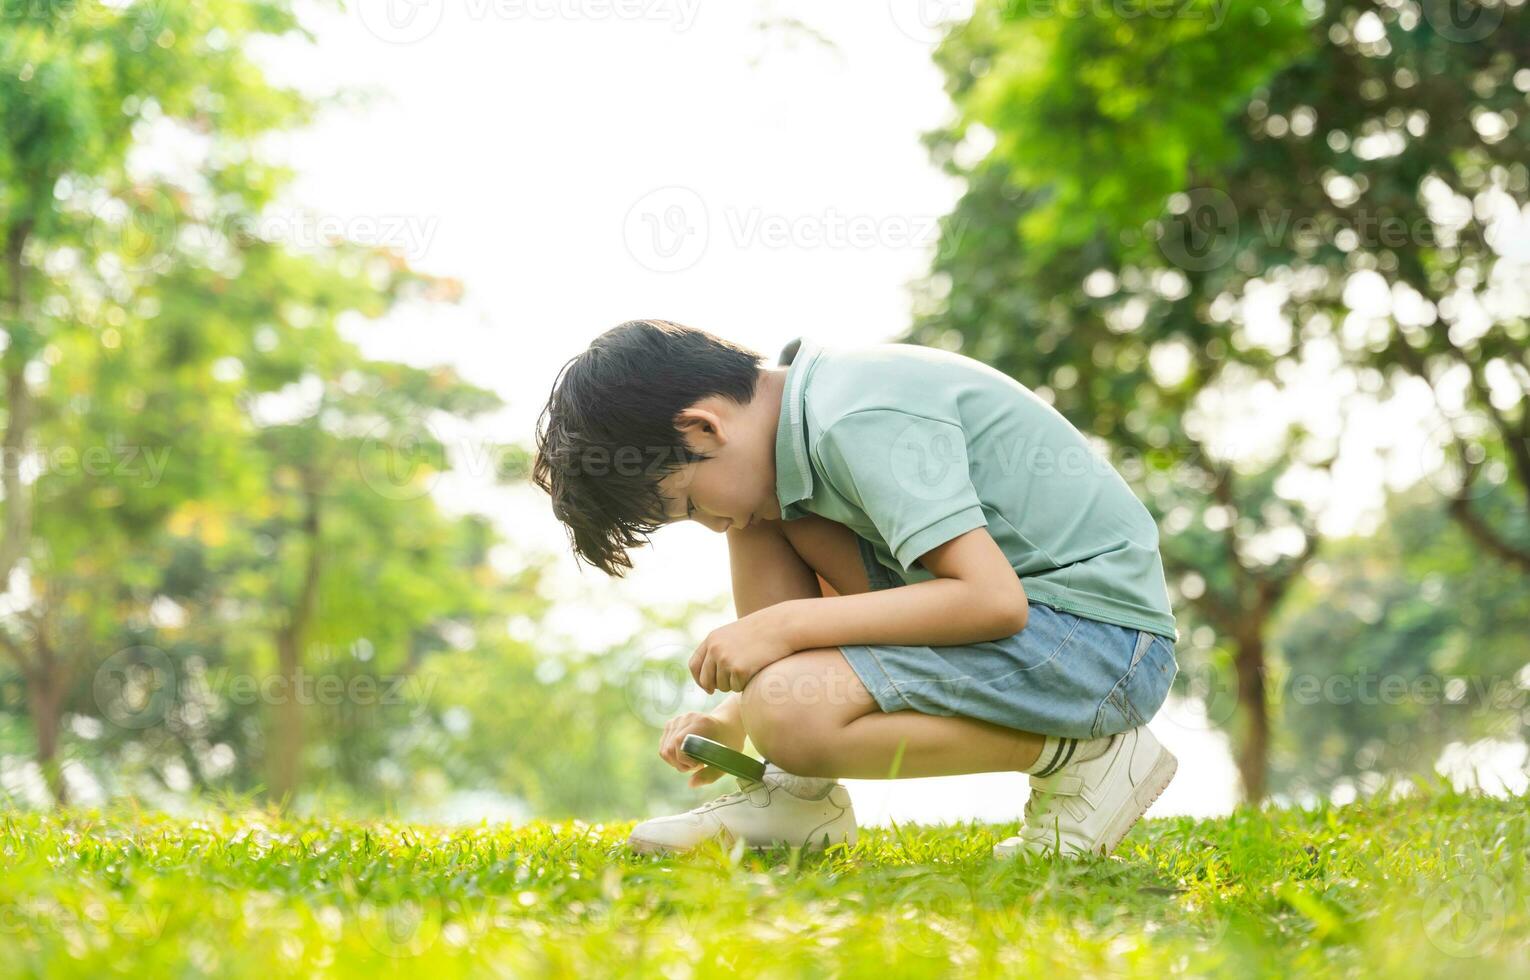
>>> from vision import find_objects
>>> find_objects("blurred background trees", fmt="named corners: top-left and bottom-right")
top-left (1, 0), bottom-right (1524, 819)
top-left (1272, 482), bottom-right (1529, 798)
top-left (0, 0), bottom-right (701, 817)
top-left (910, 0), bottom-right (1528, 799)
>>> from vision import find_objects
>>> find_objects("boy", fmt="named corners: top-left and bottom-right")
top-left (532, 320), bottom-right (1179, 858)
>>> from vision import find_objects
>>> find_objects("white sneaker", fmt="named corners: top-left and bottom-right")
top-left (994, 726), bottom-right (1177, 859)
top-left (627, 764), bottom-right (857, 854)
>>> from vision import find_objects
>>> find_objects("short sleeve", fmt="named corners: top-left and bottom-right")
top-left (814, 410), bottom-right (989, 573)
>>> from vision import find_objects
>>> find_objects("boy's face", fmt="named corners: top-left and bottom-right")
top-left (654, 398), bottom-right (781, 534)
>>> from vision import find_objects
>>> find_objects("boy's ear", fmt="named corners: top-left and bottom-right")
top-left (674, 406), bottom-right (729, 452)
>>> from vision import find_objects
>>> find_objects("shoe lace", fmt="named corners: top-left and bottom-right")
top-left (695, 778), bottom-right (763, 813)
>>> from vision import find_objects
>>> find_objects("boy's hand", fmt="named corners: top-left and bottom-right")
top-left (659, 710), bottom-right (746, 787)
top-left (688, 609), bottom-right (795, 694)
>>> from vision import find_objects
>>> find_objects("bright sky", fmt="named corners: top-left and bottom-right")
top-left (244, 1), bottom-right (1525, 822)
top-left (264, 0), bottom-right (984, 621)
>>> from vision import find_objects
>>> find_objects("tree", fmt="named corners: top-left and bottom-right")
top-left (238, 354), bottom-right (499, 803)
top-left (0, 2), bottom-right (504, 806)
top-left (910, 0), bottom-right (1528, 800)
top-left (911, 1), bottom-right (1328, 800)
top-left (2, 1), bottom-right (315, 799)
top-left (1192, 0), bottom-right (1530, 572)
top-left (1271, 482), bottom-right (1530, 799)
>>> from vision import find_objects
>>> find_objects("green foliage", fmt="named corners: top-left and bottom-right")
top-left (0, 787), bottom-right (1525, 975)
top-left (0, 1), bottom-right (609, 813)
top-left (912, 0), bottom-right (1530, 798)
top-left (945, 0), bottom-right (1311, 262)
top-left (1270, 483), bottom-right (1530, 796)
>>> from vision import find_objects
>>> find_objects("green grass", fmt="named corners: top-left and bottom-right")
top-left (0, 787), bottom-right (1526, 977)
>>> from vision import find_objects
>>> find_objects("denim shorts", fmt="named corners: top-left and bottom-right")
top-left (838, 535), bottom-right (1179, 740)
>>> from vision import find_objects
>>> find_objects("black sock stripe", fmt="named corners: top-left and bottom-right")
top-left (1042, 739), bottom-right (1071, 776)
top-left (1054, 738), bottom-right (1078, 774)
top-left (1032, 740), bottom-right (1064, 778)
top-left (1034, 738), bottom-right (1073, 778)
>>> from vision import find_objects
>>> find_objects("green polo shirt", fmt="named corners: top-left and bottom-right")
top-left (773, 337), bottom-right (1178, 640)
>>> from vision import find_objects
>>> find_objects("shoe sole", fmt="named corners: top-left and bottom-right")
top-left (1095, 741), bottom-right (1178, 857)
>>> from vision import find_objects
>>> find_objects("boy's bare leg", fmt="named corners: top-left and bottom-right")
top-left (721, 517), bottom-right (1044, 779)
top-left (725, 514), bottom-right (873, 616)
top-left (739, 647), bottom-right (1043, 779)
top-left (725, 519), bottom-right (825, 618)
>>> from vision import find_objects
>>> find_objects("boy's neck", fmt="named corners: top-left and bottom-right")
top-left (758, 365), bottom-right (789, 433)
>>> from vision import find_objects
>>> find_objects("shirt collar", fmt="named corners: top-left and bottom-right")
top-left (773, 336), bottom-right (823, 517)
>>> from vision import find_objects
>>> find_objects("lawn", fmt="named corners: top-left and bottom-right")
top-left (0, 787), bottom-right (1525, 977)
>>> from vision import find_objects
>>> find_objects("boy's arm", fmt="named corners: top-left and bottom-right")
top-left (710, 690), bottom-right (745, 734)
top-left (688, 525), bottom-right (1029, 695)
top-left (691, 410), bottom-right (1030, 694)
top-left (768, 524), bottom-right (1028, 652)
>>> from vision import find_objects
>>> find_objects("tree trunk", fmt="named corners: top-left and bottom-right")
top-left (1, 222), bottom-right (35, 592)
top-left (2, 225), bottom-right (58, 806)
top-left (267, 483), bottom-right (323, 805)
top-left (268, 627), bottom-right (304, 804)
top-left (1232, 628), bottom-right (1269, 802)
top-left (27, 670), bottom-right (67, 806)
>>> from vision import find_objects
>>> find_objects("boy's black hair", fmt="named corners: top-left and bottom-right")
top-left (532, 319), bottom-right (765, 576)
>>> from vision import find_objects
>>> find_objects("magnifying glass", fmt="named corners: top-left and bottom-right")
top-left (681, 734), bottom-right (767, 783)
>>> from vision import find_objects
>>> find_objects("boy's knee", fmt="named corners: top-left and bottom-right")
top-left (740, 661), bottom-right (837, 776)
